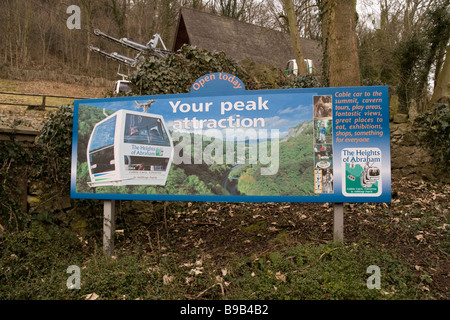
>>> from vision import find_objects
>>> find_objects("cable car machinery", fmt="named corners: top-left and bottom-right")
top-left (88, 29), bottom-right (172, 68)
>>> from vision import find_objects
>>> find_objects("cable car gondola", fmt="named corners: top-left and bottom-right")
top-left (87, 103), bottom-right (173, 187)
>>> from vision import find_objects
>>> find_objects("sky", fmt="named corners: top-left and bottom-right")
top-left (81, 89), bottom-right (316, 140)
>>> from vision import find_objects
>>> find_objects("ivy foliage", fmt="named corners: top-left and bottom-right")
top-left (131, 45), bottom-right (256, 95)
top-left (0, 106), bottom-right (74, 230)
top-left (284, 73), bottom-right (322, 89)
top-left (34, 105), bottom-right (74, 195)
top-left (0, 137), bottom-right (34, 228)
top-left (415, 102), bottom-right (450, 167)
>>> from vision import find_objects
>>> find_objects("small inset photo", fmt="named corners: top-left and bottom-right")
top-left (314, 144), bottom-right (333, 169)
top-left (321, 168), bottom-right (334, 193)
top-left (314, 119), bottom-right (333, 144)
top-left (313, 95), bottom-right (332, 119)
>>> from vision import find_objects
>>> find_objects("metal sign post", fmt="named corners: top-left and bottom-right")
top-left (103, 200), bottom-right (116, 256)
top-left (333, 203), bottom-right (344, 242)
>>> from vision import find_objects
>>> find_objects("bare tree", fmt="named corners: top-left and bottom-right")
top-left (283, 0), bottom-right (307, 74)
top-left (428, 45), bottom-right (449, 108)
top-left (320, 0), bottom-right (361, 86)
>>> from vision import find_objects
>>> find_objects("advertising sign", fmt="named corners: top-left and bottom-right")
top-left (71, 73), bottom-right (391, 203)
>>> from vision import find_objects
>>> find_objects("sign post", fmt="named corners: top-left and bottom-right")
top-left (103, 200), bottom-right (115, 256)
top-left (70, 73), bottom-right (391, 253)
top-left (333, 203), bottom-right (344, 242)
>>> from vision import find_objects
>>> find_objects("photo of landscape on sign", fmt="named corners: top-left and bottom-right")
top-left (71, 73), bottom-right (391, 202)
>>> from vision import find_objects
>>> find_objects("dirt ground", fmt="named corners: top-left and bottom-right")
top-left (116, 177), bottom-right (449, 299)
top-left (0, 78), bottom-right (110, 109)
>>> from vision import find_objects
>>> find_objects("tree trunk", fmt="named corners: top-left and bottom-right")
top-left (81, 0), bottom-right (94, 68)
top-left (284, 0), bottom-right (307, 74)
top-left (320, 0), bottom-right (360, 87)
top-left (5, 0), bottom-right (12, 65)
top-left (428, 45), bottom-right (450, 108)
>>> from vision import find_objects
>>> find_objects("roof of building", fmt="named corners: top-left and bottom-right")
top-left (172, 7), bottom-right (322, 72)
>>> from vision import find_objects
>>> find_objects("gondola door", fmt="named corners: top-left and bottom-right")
top-left (87, 114), bottom-right (120, 187)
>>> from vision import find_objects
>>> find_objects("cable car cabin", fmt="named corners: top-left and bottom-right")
top-left (361, 164), bottom-right (380, 187)
top-left (113, 80), bottom-right (132, 95)
top-left (87, 109), bottom-right (173, 187)
top-left (285, 59), bottom-right (315, 76)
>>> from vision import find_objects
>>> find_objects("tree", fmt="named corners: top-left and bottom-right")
top-left (319, 0), bottom-right (361, 87)
top-left (80, 0), bottom-right (95, 68)
top-left (215, 0), bottom-right (247, 19)
top-left (109, 0), bottom-right (128, 37)
top-left (318, 0), bottom-right (360, 243)
top-left (428, 45), bottom-right (450, 108)
top-left (283, 0), bottom-right (307, 74)
top-left (357, 0), bottom-right (449, 113)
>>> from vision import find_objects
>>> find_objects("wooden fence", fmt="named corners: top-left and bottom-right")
top-left (0, 91), bottom-right (89, 109)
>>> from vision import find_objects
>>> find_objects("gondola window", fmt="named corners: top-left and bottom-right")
top-left (124, 114), bottom-right (170, 147)
top-left (89, 116), bottom-right (117, 174)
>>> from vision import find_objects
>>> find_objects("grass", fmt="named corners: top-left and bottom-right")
top-left (0, 222), bottom-right (425, 300)
top-left (0, 78), bottom-right (109, 110)
top-left (0, 224), bottom-right (86, 299)
top-left (224, 243), bottom-right (418, 300)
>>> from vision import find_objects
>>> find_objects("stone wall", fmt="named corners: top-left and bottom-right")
top-left (390, 122), bottom-right (440, 181)
top-left (388, 93), bottom-right (445, 182)
top-left (0, 108), bottom-right (52, 131)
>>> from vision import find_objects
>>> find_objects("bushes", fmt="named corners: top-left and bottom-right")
top-left (223, 243), bottom-right (420, 300)
top-left (0, 105), bottom-right (76, 230)
top-left (0, 137), bottom-right (34, 228)
top-left (415, 102), bottom-right (450, 168)
top-left (0, 228), bottom-right (423, 300)
top-left (131, 45), bottom-right (255, 95)
top-left (284, 73), bottom-right (322, 89)
top-left (34, 105), bottom-right (74, 195)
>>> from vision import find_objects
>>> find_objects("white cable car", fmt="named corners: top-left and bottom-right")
top-left (87, 102), bottom-right (173, 187)
top-left (360, 162), bottom-right (380, 187)
top-left (113, 79), bottom-right (132, 95)
top-left (286, 59), bottom-right (315, 76)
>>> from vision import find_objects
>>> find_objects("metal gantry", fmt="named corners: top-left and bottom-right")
top-left (88, 29), bottom-right (172, 67)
